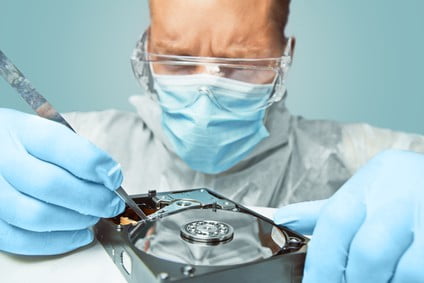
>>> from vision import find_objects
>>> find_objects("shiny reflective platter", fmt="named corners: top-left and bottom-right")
top-left (133, 208), bottom-right (288, 266)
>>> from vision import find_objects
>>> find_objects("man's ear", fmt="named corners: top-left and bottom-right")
top-left (290, 36), bottom-right (296, 59)
top-left (284, 36), bottom-right (296, 61)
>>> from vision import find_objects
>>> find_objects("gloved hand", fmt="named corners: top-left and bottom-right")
top-left (274, 150), bottom-right (424, 283)
top-left (0, 108), bottom-right (125, 255)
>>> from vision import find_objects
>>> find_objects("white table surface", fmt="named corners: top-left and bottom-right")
top-left (0, 206), bottom-right (276, 283)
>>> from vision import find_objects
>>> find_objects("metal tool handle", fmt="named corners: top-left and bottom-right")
top-left (0, 49), bottom-right (147, 221)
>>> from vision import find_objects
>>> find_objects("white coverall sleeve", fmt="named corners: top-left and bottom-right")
top-left (339, 123), bottom-right (424, 174)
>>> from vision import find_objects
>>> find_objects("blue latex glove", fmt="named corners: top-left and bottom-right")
top-left (274, 150), bottom-right (424, 283)
top-left (0, 109), bottom-right (125, 255)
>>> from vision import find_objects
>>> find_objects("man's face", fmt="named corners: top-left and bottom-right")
top-left (148, 0), bottom-right (286, 59)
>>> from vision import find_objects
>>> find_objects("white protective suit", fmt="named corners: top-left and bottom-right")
top-left (64, 94), bottom-right (424, 207)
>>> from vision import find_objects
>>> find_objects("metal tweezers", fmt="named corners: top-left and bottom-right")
top-left (0, 49), bottom-right (147, 222)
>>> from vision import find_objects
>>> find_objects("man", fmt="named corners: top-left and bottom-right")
top-left (0, 0), bottom-right (423, 282)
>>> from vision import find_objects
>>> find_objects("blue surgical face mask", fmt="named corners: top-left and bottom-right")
top-left (153, 74), bottom-right (274, 174)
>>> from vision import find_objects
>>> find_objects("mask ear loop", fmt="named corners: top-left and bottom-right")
top-left (284, 37), bottom-right (294, 57)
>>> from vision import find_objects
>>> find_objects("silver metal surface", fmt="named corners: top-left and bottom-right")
top-left (0, 50), bottom-right (71, 127)
top-left (145, 189), bottom-right (237, 222)
top-left (0, 49), bottom-right (147, 221)
top-left (134, 208), bottom-right (285, 266)
top-left (180, 220), bottom-right (234, 244)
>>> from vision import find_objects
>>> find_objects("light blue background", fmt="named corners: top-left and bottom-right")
top-left (1, 0), bottom-right (423, 133)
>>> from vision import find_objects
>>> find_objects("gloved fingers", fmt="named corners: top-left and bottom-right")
top-left (391, 205), bottom-right (424, 283)
top-left (5, 109), bottom-right (122, 190)
top-left (390, 238), bottom-right (424, 283)
top-left (302, 187), bottom-right (366, 283)
top-left (1, 150), bottom-right (124, 218)
top-left (273, 199), bottom-right (327, 235)
top-left (0, 219), bottom-right (93, 256)
top-left (0, 175), bottom-right (99, 232)
top-left (344, 203), bottom-right (414, 283)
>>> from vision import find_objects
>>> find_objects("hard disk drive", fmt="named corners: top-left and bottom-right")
top-left (94, 188), bottom-right (308, 282)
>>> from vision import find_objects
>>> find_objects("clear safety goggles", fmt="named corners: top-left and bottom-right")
top-left (131, 30), bottom-right (293, 112)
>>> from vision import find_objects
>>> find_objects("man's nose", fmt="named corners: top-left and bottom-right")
top-left (196, 86), bottom-right (222, 109)
top-left (189, 88), bottom-right (222, 126)
top-left (193, 64), bottom-right (223, 77)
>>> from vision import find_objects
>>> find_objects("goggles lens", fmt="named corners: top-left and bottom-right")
top-left (131, 31), bottom-right (292, 112)
top-left (149, 58), bottom-right (281, 84)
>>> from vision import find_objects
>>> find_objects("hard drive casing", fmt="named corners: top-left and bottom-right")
top-left (94, 188), bottom-right (307, 282)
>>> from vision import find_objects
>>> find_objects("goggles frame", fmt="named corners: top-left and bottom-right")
top-left (131, 30), bottom-right (293, 110)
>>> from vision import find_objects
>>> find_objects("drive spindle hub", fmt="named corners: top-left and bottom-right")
top-left (180, 220), bottom-right (234, 244)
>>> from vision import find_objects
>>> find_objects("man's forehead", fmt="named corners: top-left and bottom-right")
top-left (149, 0), bottom-right (284, 33)
top-left (149, 0), bottom-right (279, 16)
top-left (148, 0), bottom-right (286, 58)
top-left (151, 37), bottom-right (274, 58)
